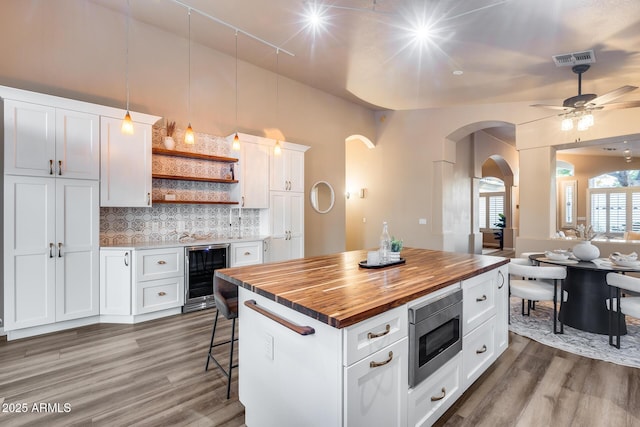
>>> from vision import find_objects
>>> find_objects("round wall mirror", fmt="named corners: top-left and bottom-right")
top-left (310, 181), bottom-right (335, 214)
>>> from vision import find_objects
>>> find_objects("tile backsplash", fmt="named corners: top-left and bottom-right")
top-left (99, 205), bottom-right (260, 246)
top-left (99, 125), bottom-right (261, 246)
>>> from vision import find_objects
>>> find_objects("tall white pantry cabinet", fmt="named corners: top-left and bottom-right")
top-left (1, 86), bottom-right (159, 337)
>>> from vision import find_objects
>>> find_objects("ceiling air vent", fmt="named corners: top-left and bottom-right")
top-left (552, 50), bottom-right (596, 67)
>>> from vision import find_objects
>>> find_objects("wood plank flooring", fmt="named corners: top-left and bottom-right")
top-left (1, 310), bottom-right (638, 426)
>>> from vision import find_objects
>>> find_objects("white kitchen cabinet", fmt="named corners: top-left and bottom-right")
top-left (229, 135), bottom-right (270, 209)
top-left (408, 353), bottom-right (462, 427)
top-left (230, 240), bottom-right (264, 267)
top-left (270, 146), bottom-right (305, 192)
top-left (100, 116), bottom-right (153, 207)
top-left (100, 246), bottom-right (184, 320)
top-left (344, 337), bottom-right (408, 427)
top-left (462, 268), bottom-right (497, 335)
top-left (4, 176), bottom-right (99, 330)
top-left (462, 316), bottom-right (496, 388)
top-left (4, 100), bottom-right (99, 180)
top-left (100, 249), bottom-right (132, 315)
top-left (269, 191), bottom-right (304, 262)
top-left (495, 266), bottom-right (509, 354)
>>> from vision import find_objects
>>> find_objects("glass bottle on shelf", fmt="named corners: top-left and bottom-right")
top-left (379, 221), bottom-right (391, 264)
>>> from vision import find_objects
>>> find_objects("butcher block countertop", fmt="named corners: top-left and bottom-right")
top-left (215, 247), bottom-right (509, 328)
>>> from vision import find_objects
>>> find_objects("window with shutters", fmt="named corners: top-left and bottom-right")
top-left (587, 170), bottom-right (640, 235)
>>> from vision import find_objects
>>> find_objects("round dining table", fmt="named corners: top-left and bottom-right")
top-left (529, 254), bottom-right (640, 335)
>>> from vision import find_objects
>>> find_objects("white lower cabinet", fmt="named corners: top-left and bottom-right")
top-left (344, 337), bottom-right (408, 427)
top-left (408, 353), bottom-right (462, 427)
top-left (462, 316), bottom-right (496, 388)
top-left (100, 246), bottom-right (184, 321)
top-left (4, 176), bottom-right (99, 331)
top-left (230, 240), bottom-right (264, 267)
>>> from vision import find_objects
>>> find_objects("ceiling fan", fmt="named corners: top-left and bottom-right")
top-left (531, 65), bottom-right (640, 129)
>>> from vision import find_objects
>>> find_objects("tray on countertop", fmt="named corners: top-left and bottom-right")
top-left (359, 258), bottom-right (406, 269)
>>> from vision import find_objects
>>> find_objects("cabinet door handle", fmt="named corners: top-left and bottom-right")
top-left (147, 192), bottom-right (151, 206)
top-left (430, 387), bottom-right (446, 402)
top-left (498, 270), bottom-right (505, 289)
top-left (476, 344), bottom-right (487, 354)
top-left (241, 196), bottom-right (245, 207)
top-left (58, 160), bottom-right (62, 175)
top-left (476, 295), bottom-right (487, 302)
top-left (49, 159), bottom-right (54, 175)
top-left (244, 299), bottom-right (315, 335)
top-left (370, 351), bottom-right (393, 368)
top-left (58, 242), bottom-right (63, 257)
top-left (157, 260), bottom-right (167, 265)
top-left (263, 239), bottom-right (268, 252)
top-left (367, 324), bottom-right (391, 340)
top-left (124, 251), bottom-right (129, 266)
top-left (158, 291), bottom-right (167, 296)
top-left (49, 243), bottom-right (54, 258)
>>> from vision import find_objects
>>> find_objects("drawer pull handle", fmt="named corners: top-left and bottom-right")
top-left (244, 300), bottom-right (315, 336)
top-left (476, 295), bottom-right (487, 302)
top-left (157, 260), bottom-right (167, 265)
top-left (370, 351), bottom-right (393, 368)
top-left (367, 324), bottom-right (391, 340)
top-left (244, 251), bottom-right (251, 256)
top-left (158, 291), bottom-right (167, 296)
top-left (430, 387), bottom-right (446, 402)
top-left (476, 344), bottom-right (487, 354)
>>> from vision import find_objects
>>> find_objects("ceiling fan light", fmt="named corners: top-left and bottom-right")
top-left (561, 117), bottom-right (573, 131)
top-left (577, 115), bottom-right (591, 131)
top-left (582, 113), bottom-right (594, 127)
top-left (184, 123), bottom-right (195, 145)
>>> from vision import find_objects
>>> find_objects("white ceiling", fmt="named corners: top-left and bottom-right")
top-left (92, 0), bottom-right (640, 147)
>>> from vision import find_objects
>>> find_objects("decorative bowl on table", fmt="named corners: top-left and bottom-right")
top-left (544, 250), bottom-right (570, 261)
top-left (609, 252), bottom-right (639, 267)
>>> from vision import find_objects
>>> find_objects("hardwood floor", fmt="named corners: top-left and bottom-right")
top-left (1, 312), bottom-right (638, 426)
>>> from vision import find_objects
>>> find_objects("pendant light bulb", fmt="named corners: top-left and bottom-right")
top-left (185, 123), bottom-right (195, 145)
top-left (274, 140), bottom-right (282, 156)
top-left (561, 117), bottom-right (573, 131)
top-left (121, 111), bottom-right (134, 134)
top-left (121, 0), bottom-right (134, 135)
top-left (232, 133), bottom-right (241, 151)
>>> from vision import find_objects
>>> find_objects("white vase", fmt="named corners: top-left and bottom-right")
top-left (163, 136), bottom-right (176, 150)
top-left (572, 240), bottom-right (600, 261)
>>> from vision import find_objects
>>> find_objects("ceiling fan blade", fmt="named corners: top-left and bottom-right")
top-left (589, 85), bottom-right (638, 106)
top-left (597, 100), bottom-right (640, 110)
top-left (530, 104), bottom-right (572, 111)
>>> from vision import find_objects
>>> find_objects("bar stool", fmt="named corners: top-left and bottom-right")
top-left (205, 278), bottom-right (238, 399)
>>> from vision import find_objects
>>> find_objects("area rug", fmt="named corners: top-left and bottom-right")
top-left (508, 297), bottom-right (640, 368)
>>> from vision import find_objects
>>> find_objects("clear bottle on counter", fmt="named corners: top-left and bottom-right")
top-left (379, 221), bottom-right (391, 264)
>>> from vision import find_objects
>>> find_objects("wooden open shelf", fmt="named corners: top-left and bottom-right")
top-left (152, 174), bottom-right (238, 184)
top-left (152, 148), bottom-right (238, 163)
top-left (152, 199), bottom-right (239, 205)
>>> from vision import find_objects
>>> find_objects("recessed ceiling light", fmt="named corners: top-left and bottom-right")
top-left (452, 70), bottom-right (463, 76)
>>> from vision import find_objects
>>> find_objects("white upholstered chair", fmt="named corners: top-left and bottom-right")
top-left (509, 262), bottom-right (567, 334)
top-left (605, 273), bottom-right (640, 348)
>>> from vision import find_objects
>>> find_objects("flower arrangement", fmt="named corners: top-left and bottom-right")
top-left (166, 120), bottom-right (176, 138)
top-left (391, 237), bottom-right (403, 253)
top-left (575, 224), bottom-right (598, 241)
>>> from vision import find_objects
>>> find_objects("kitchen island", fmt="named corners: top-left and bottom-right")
top-left (216, 248), bottom-right (509, 427)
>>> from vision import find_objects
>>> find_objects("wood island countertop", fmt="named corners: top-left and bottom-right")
top-left (215, 247), bottom-right (509, 328)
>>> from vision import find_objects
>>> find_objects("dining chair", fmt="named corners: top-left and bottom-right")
top-left (605, 272), bottom-right (640, 348)
top-left (508, 262), bottom-right (567, 334)
top-left (205, 277), bottom-right (239, 399)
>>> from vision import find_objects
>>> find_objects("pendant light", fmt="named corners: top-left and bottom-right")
top-left (232, 30), bottom-right (241, 151)
top-left (121, 0), bottom-right (134, 135)
top-left (184, 8), bottom-right (195, 145)
top-left (274, 49), bottom-right (282, 156)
